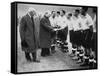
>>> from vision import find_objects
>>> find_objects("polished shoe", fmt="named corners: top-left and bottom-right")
top-left (72, 56), bottom-right (79, 60)
top-left (69, 53), bottom-right (75, 57)
top-left (26, 59), bottom-right (32, 62)
top-left (33, 60), bottom-right (40, 63)
top-left (26, 58), bottom-right (32, 62)
top-left (93, 63), bottom-right (97, 69)
top-left (51, 49), bottom-right (56, 54)
top-left (76, 59), bottom-right (82, 64)
top-left (47, 54), bottom-right (52, 56)
top-left (89, 62), bottom-right (94, 69)
top-left (41, 54), bottom-right (48, 57)
top-left (80, 58), bottom-right (89, 66)
top-left (61, 49), bottom-right (67, 53)
top-left (80, 62), bottom-right (89, 66)
top-left (89, 59), bottom-right (97, 69)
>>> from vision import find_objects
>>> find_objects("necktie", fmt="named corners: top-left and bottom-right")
top-left (31, 16), bottom-right (36, 45)
top-left (31, 16), bottom-right (34, 28)
top-left (31, 17), bottom-right (34, 23)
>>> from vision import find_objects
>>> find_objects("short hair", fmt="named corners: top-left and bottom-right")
top-left (93, 7), bottom-right (97, 13)
top-left (44, 10), bottom-right (51, 16)
top-left (68, 13), bottom-right (72, 17)
top-left (61, 10), bottom-right (66, 14)
top-left (57, 11), bottom-right (60, 15)
top-left (28, 7), bottom-right (36, 13)
top-left (75, 9), bottom-right (80, 13)
top-left (81, 6), bottom-right (88, 12)
top-left (51, 11), bottom-right (55, 14)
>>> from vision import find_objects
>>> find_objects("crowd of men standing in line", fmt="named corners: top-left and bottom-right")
top-left (19, 6), bottom-right (97, 69)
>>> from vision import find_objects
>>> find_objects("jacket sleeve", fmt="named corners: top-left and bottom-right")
top-left (19, 17), bottom-right (26, 41)
top-left (40, 18), bottom-right (54, 32)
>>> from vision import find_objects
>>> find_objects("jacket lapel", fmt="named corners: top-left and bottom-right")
top-left (26, 14), bottom-right (33, 25)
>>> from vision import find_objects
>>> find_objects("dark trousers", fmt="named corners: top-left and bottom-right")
top-left (25, 52), bottom-right (36, 61)
top-left (41, 48), bottom-right (50, 56)
top-left (32, 52), bottom-right (37, 61)
top-left (25, 52), bottom-right (31, 60)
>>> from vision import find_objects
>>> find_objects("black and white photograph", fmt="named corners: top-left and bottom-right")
top-left (11, 2), bottom-right (97, 74)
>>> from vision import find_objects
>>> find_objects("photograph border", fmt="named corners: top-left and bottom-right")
top-left (11, 1), bottom-right (98, 74)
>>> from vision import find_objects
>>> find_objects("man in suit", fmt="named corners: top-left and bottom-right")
top-left (40, 11), bottom-right (55, 57)
top-left (20, 8), bottom-right (40, 62)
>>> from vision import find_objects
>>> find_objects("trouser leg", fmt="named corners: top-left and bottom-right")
top-left (41, 48), bottom-right (45, 56)
top-left (41, 48), bottom-right (48, 56)
top-left (32, 51), bottom-right (40, 62)
top-left (32, 52), bottom-right (36, 61)
top-left (45, 48), bottom-right (50, 55)
top-left (41, 48), bottom-right (50, 56)
top-left (51, 45), bottom-right (56, 54)
top-left (25, 52), bottom-right (31, 61)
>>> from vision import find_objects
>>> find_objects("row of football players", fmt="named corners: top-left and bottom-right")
top-left (49, 7), bottom-right (97, 68)
top-left (68, 7), bottom-right (97, 69)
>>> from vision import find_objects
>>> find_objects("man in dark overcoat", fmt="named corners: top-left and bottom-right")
top-left (40, 11), bottom-right (55, 56)
top-left (20, 8), bottom-right (40, 62)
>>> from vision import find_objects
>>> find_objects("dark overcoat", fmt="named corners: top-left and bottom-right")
top-left (19, 14), bottom-right (40, 53)
top-left (40, 16), bottom-right (54, 48)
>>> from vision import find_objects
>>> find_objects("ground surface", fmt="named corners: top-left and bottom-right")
top-left (17, 45), bottom-right (89, 72)
top-left (17, 26), bottom-right (89, 73)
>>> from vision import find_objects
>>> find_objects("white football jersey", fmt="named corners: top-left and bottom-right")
top-left (80, 13), bottom-right (93, 30)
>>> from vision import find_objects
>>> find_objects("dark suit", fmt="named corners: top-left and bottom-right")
top-left (40, 16), bottom-right (54, 56)
top-left (20, 14), bottom-right (40, 61)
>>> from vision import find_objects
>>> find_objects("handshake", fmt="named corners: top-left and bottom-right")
top-left (53, 28), bottom-right (58, 31)
top-left (53, 25), bottom-right (61, 31)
